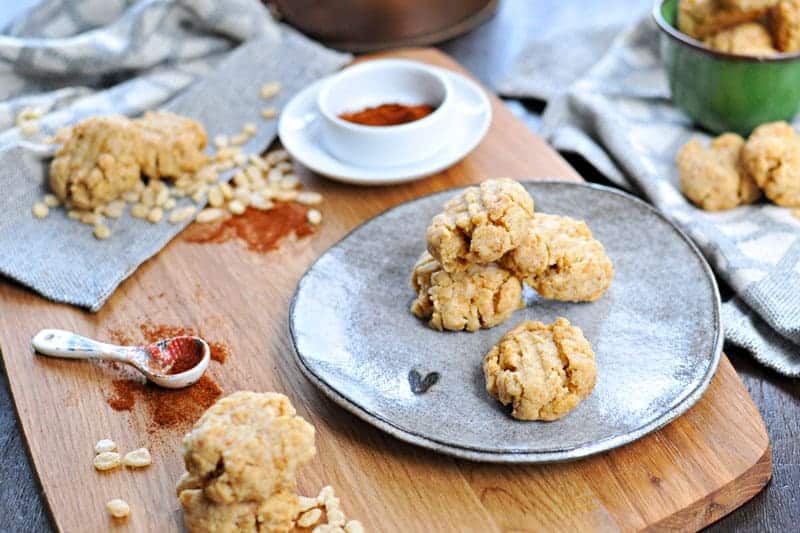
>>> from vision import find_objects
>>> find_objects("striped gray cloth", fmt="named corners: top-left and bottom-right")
top-left (500, 18), bottom-right (800, 377)
top-left (0, 0), bottom-right (349, 311)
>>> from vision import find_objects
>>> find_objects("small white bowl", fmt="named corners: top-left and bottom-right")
top-left (316, 59), bottom-right (454, 168)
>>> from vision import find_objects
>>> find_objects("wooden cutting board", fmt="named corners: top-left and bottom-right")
top-left (0, 48), bottom-right (771, 532)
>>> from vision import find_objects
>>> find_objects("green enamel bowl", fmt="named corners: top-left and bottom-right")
top-left (655, 0), bottom-right (800, 135)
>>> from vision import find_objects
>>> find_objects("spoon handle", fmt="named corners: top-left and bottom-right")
top-left (31, 329), bottom-right (132, 362)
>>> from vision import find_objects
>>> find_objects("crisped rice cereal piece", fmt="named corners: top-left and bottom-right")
top-left (106, 498), bottom-right (130, 519)
top-left (483, 318), bottom-right (597, 421)
top-left (703, 22), bottom-right (778, 54)
top-left (501, 214), bottom-right (614, 302)
top-left (426, 178), bottom-right (535, 272)
top-left (770, 0), bottom-right (800, 51)
top-left (677, 133), bottom-right (761, 210)
top-left (135, 111), bottom-right (208, 179)
top-left (94, 451), bottom-right (121, 471)
top-left (410, 252), bottom-right (523, 332)
top-left (678, 0), bottom-right (770, 39)
top-left (123, 447), bottom-right (152, 468)
top-left (49, 116), bottom-right (143, 209)
top-left (179, 391), bottom-right (315, 505)
top-left (741, 121), bottom-right (800, 206)
top-left (178, 488), bottom-right (298, 533)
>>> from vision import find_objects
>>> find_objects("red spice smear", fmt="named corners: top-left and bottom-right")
top-left (106, 375), bottom-right (222, 430)
top-left (207, 341), bottom-right (228, 364)
top-left (339, 103), bottom-right (436, 126)
top-left (182, 204), bottom-right (314, 253)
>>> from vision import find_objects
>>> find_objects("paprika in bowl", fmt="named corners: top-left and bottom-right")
top-left (316, 59), bottom-right (454, 168)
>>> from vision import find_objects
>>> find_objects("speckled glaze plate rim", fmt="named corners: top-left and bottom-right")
top-left (288, 180), bottom-right (723, 463)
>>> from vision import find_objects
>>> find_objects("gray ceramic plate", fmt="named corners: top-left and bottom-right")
top-left (289, 181), bottom-right (722, 463)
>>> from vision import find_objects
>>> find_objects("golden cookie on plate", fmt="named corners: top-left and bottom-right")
top-left (410, 251), bottom-right (523, 332)
top-left (483, 318), bottom-right (597, 421)
top-left (426, 178), bottom-right (534, 272)
top-left (502, 213), bottom-right (614, 302)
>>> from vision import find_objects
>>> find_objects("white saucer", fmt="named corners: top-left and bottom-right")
top-left (278, 67), bottom-right (492, 186)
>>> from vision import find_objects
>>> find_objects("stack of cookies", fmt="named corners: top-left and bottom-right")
top-left (410, 178), bottom-right (615, 332)
top-left (409, 178), bottom-right (613, 421)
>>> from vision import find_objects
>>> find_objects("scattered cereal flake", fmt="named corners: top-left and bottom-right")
top-left (207, 187), bottom-right (224, 208)
top-left (297, 508), bottom-right (322, 528)
top-left (122, 191), bottom-right (141, 204)
top-left (298, 496), bottom-right (318, 512)
top-left (260, 81), bottom-right (281, 99)
top-left (67, 209), bottom-right (82, 220)
top-left (227, 199), bottom-right (246, 215)
top-left (131, 203), bottom-right (149, 219)
top-left (243, 122), bottom-right (257, 135)
top-left (147, 207), bottom-right (163, 224)
top-left (328, 508), bottom-right (346, 526)
top-left (122, 447), bottom-right (152, 468)
top-left (196, 207), bottom-right (225, 223)
top-left (245, 165), bottom-right (262, 182)
top-left (93, 223), bottom-right (111, 240)
top-left (280, 174), bottom-right (299, 189)
top-left (106, 498), bottom-right (130, 519)
top-left (274, 189), bottom-right (299, 202)
top-left (191, 189), bottom-right (206, 204)
top-left (43, 193), bottom-right (60, 207)
top-left (276, 161), bottom-right (292, 173)
top-left (317, 486), bottom-right (335, 503)
top-left (168, 206), bottom-right (197, 224)
top-left (250, 195), bottom-right (274, 211)
top-left (233, 152), bottom-right (247, 166)
top-left (307, 209), bottom-right (322, 226)
top-left (230, 132), bottom-right (249, 145)
top-left (266, 149), bottom-right (290, 164)
top-left (163, 197), bottom-right (177, 210)
top-left (219, 182), bottom-right (234, 200)
top-left (93, 451), bottom-right (121, 471)
top-left (103, 201), bottom-right (125, 219)
top-left (94, 439), bottom-right (116, 454)
top-left (261, 107), bottom-right (278, 119)
top-left (345, 520), bottom-right (364, 533)
top-left (214, 134), bottom-right (229, 148)
top-left (81, 212), bottom-right (102, 226)
top-left (267, 168), bottom-right (283, 183)
top-left (155, 188), bottom-right (170, 207)
top-left (32, 202), bottom-right (49, 219)
top-left (297, 191), bottom-right (323, 206)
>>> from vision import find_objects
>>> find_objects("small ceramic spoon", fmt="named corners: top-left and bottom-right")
top-left (31, 329), bottom-right (210, 389)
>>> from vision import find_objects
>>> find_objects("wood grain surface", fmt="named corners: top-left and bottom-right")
top-left (0, 48), bottom-right (771, 532)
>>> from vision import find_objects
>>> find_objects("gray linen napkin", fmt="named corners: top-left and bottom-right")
top-left (0, 0), bottom-right (350, 311)
top-left (500, 18), bottom-right (800, 377)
